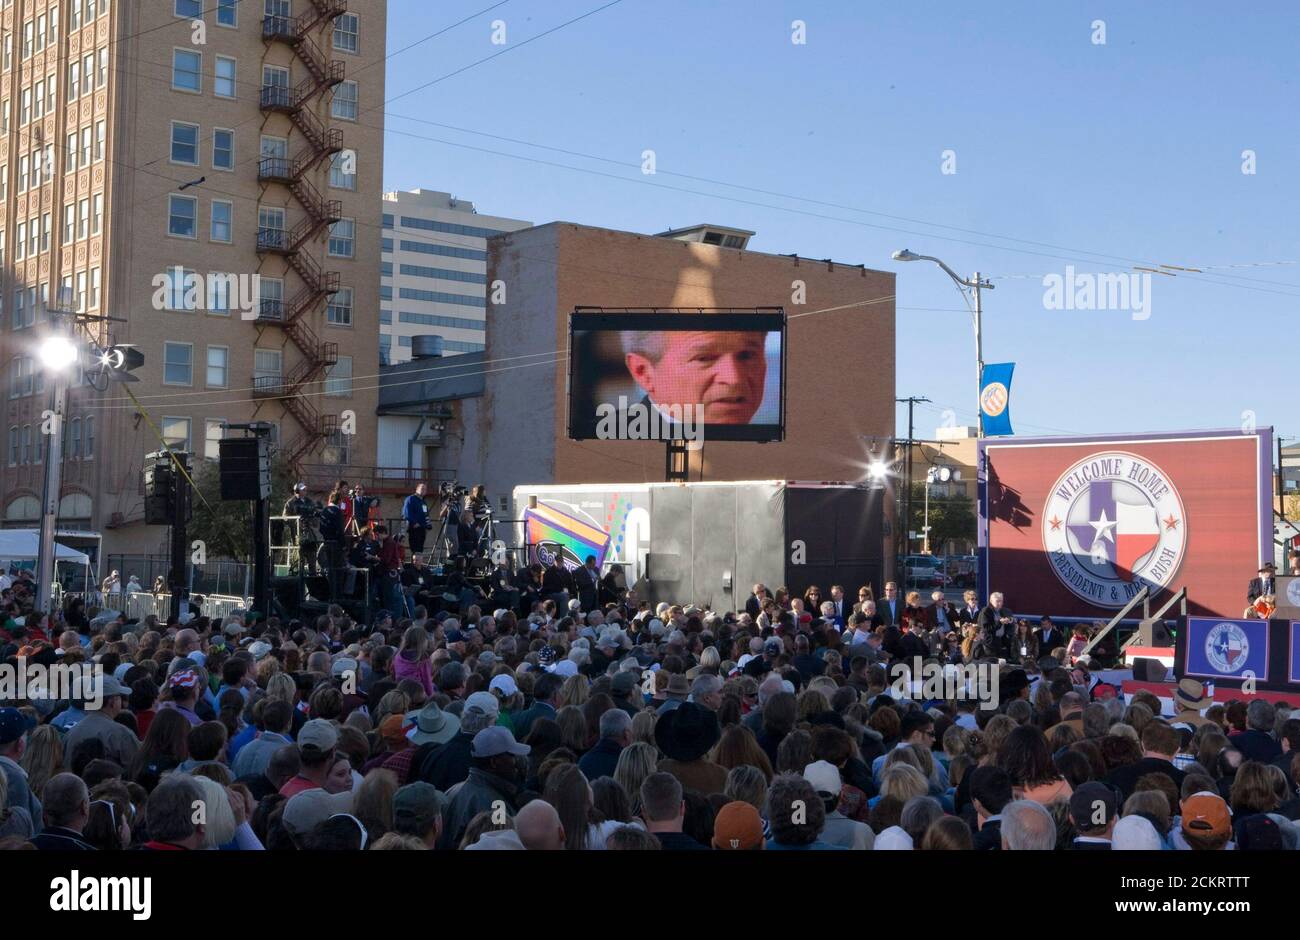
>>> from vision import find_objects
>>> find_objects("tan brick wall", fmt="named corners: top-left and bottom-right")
top-left (478, 223), bottom-right (895, 493)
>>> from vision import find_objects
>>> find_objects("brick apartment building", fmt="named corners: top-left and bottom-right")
top-left (0, 0), bottom-right (385, 559)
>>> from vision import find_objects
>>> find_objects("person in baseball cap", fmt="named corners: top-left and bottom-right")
top-left (1068, 781), bottom-right (1119, 849)
top-left (282, 787), bottom-right (354, 839)
top-left (1178, 792), bottom-right (1232, 850)
top-left (0, 707), bottom-right (36, 748)
top-left (392, 781), bottom-right (447, 848)
top-left (712, 801), bottom-right (764, 850)
top-left (471, 726), bottom-right (529, 759)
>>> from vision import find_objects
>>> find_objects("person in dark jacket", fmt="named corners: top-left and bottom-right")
top-left (578, 708), bottom-right (632, 782)
top-left (415, 692), bottom-right (501, 791)
top-left (512, 672), bottom-right (563, 741)
top-left (402, 483), bottom-right (431, 554)
top-left (573, 555), bottom-right (600, 613)
top-left (1230, 700), bottom-right (1283, 764)
top-left (1104, 721), bottom-right (1186, 801)
top-left (440, 727), bottom-right (530, 849)
top-left (29, 774), bottom-right (95, 850)
top-left (968, 766), bottom-right (1013, 850)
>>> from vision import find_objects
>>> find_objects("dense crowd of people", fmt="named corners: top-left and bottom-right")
top-left (2, 569), bottom-right (1299, 852)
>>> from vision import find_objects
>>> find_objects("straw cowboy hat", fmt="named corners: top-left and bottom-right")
top-left (1172, 677), bottom-right (1214, 728)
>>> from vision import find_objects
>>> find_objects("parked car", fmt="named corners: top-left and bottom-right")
top-left (900, 554), bottom-right (946, 589)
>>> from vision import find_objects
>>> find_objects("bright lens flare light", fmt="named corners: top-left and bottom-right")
top-left (38, 336), bottom-right (79, 371)
top-left (867, 460), bottom-right (889, 481)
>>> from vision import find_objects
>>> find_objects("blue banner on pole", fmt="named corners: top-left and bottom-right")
top-left (980, 362), bottom-right (1015, 436)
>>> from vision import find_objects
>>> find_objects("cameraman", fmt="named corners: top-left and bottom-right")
top-left (282, 483), bottom-right (322, 576)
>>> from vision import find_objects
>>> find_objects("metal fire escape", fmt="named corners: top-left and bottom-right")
top-left (254, 1), bottom-right (348, 471)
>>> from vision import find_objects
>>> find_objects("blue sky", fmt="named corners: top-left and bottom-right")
top-left (382, 0), bottom-right (1299, 445)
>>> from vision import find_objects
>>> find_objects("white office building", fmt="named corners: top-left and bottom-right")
top-left (380, 189), bottom-right (532, 363)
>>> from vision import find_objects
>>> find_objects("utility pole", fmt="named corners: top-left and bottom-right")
top-left (896, 396), bottom-right (930, 560)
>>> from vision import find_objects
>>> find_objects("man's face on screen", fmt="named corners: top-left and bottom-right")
top-left (625, 331), bottom-right (767, 424)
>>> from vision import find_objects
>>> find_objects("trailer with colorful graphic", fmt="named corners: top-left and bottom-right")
top-left (512, 481), bottom-right (885, 610)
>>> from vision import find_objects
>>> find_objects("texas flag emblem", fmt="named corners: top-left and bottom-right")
top-left (1068, 481), bottom-right (1161, 581)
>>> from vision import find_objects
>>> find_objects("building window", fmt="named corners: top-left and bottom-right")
top-left (7, 426), bottom-right (16, 466)
top-left (172, 49), bottom-right (201, 93)
top-left (163, 342), bottom-right (193, 385)
top-left (322, 429), bottom-right (350, 465)
top-left (254, 348), bottom-right (282, 394)
top-left (326, 287), bottom-right (352, 325)
top-left (210, 200), bottom-right (232, 242)
top-left (161, 417), bottom-right (192, 451)
top-left (161, 267), bottom-right (198, 310)
top-left (68, 418), bottom-right (81, 459)
top-left (90, 268), bottom-right (100, 309)
top-left (331, 80), bottom-right (358, 121)
top-left (98, 48), bottom-right (108, 87)
top-left (95, 120), bottom-right (105, 161)
top-left (204, 419), bottom-right (225, 460)
top-left (84, 415), bottom-right (94, 459)
top-left (9, 357), bottom-right (34, 398)
top-left (217, 0), bottom-right (237, 27)
top-left (328, 219), bottom-right (354, 258)
top-left (21, 426), bottom-right (32, 464)
top-left (69, 61), bottom-right (80, 100)
top-left (80, 126), bottom-right (92, 165)
top-left (333, 13), bottom-right (359, 53)
top-left (175, 0), bottom-right (203, 17)
top-left (168, 195), bottom-right (197, 238)
top-left (212, 128), bottom-right (234, 169)
top-left (78, 199), bottom-right (89, 239)
top-left (171, 122), bottom-right (199, 165)
top-left (214, 56), bottom-right (236, 98)
top-left (328, 151), bottom-right (356, 190)
top-left (206, 346), bottom-right (228, 387)
top-left (63, 204), bottom-right (75, 243)
top-left (325, 356), bottom-right (352, 397)
top-left (257, 278), bottom-right (284, 321)
top-left (207, 273), bottom-right (234, 315)
top-left (92, 194), bottom-right (103, 234)
top-left (66, 132), bottom-right (77, 171)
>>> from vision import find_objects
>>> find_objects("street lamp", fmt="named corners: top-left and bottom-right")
top-left (923, 465), bottom-right (953, 555)
top-left (35, 327), bottom-right (79, 616)
top-left (892, 249), bottom-right (994, 437)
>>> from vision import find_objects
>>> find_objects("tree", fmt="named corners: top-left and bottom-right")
top-left (189, 454), bottom-right (295, 562)
top-left (906, 482), bottom-right (976, 554)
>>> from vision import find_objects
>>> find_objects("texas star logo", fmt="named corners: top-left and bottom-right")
top-left (1204, 622), bottom-right (1250, 674)
top-left (1042, 451), bottom-right (1186, 607)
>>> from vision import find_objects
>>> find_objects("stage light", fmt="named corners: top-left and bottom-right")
top-left (38, 336), bottom-right (79, 371)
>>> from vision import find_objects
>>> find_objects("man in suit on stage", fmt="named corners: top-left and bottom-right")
top-left (1247, 562), bottom-right (1277, 604)
top-left (877, 582), bottom-right (902, 627)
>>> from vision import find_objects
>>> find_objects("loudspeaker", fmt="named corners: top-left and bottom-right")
top-left (1149, 620), bottom-right (1173, 647)
top-left (219, 437), bottom-right (271, 501)
top-left (1131, 657), bottom-right (1168, 683)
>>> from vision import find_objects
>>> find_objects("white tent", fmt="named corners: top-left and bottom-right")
top-left (0, 529), bottom-right (91, 565)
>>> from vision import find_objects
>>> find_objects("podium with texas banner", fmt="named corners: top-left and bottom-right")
top-left (1174, 614), bottom-right (1300, 696)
